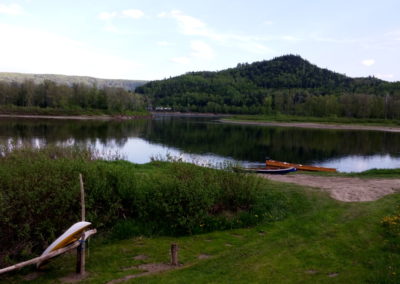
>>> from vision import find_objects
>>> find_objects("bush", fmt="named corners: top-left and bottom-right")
top-left (0, 146), bottom-right (309, 266)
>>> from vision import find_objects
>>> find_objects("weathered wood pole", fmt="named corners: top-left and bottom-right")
top-left (171, 243), bottom-right (178, 266)
top-left (77, 173), bottom-right (86, 275)
top-left (79, 173), bottom-right (85, 222)
top-left (76, 233), bottom-right (85, 274)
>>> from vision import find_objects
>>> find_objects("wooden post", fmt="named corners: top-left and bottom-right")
top-left (171, 243), bottom-right (178, 266)
top-left (77, 173), bottom-right (86, 275)
top-left (79, 173), bottom-right (85, 222)
top-left (76, 233), bottom-right (85, 274)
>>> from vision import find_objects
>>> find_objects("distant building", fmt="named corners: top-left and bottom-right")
top-left (155, 106), bottom-right (172, 111)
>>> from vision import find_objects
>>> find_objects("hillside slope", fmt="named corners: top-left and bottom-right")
top-left (0, 72), bottom-right (147, 91)
top-left (137, 55), bottom-right (400, 117)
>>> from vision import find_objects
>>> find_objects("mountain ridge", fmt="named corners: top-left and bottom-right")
top-left (0, 72), bottom-right (147, 91)
top-left (136, 54), bottom-right (400, 116)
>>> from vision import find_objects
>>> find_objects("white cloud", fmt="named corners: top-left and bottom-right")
top-left (98, 11), bottom-right (117, 20)
top-left (171, 56), bottom-right (191, 65)
top-left (263, 20), bottom-right (273, 25)
top-left (158, 10), bottom-right (212, 38)
top-left (157, 41), bottom-right (173, 46)
top-left (361, 59), bottom-right (375, 66)
top-left (281, 35), bottom-right (301, 42)
top-left (190, 40), bottom-right (215, 60)
top-left (98, 9), bottom-right (144, 21)
top-left (158, 10), bottom-right (274, 55)
top-left (0, 24), bottom-right (141, 79)
top-left (385, 30), bottom-right (400, 41)
top-left (375, 73), bottom-right (394, 80)
top-left (0, 3), bottom-right (23, 15)
top-left (122, 9), bottom-right (144, 19)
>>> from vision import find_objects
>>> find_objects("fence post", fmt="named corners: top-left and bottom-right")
top-left (77, 173), bottom-right (86, 275)
top-left (171, 243), bottom-right (178, 266)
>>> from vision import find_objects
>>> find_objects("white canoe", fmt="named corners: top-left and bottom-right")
top-left (37, 221), bottom-right (91, 267)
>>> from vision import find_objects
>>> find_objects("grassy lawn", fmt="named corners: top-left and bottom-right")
top-left (2, 181), bottom-right (399, 284)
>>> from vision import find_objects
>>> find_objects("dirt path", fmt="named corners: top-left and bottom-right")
top-left (260, 174), bottom-right (400, 202)
top-left (221, 119), bottom-right (400, 133)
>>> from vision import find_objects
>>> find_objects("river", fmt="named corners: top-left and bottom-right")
top-left (1, 116), bottom-right (400, 172)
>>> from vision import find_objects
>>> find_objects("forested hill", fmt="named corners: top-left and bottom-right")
top-left (137, 55), bottom-right (400, 118)
top-left (0, 72), bottom-right (147, 91)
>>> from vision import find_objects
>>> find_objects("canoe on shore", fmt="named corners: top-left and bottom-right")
top-left (266, 159), bottom-right (337, 172)
top-left (236, 166), bottom-right (297, 175)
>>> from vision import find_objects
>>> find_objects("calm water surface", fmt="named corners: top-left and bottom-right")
top-left (1, 116), bottom-right (400, 172)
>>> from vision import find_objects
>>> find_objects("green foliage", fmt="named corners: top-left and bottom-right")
top-left (0, 79), bottom-right (146, 114)
top-left (3, 184), bottom-right (400, 283)
top-left (352, 168), bottom-right (400, 178)
top-left (382, 208), bottom-right (400, 251)
top-left (0, 146), bottom-right (309, 266)
top-left (137, 55), bottom-right (400, 119)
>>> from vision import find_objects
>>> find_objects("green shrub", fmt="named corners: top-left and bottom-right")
top-left (0, 146), bottom-right (310, 266)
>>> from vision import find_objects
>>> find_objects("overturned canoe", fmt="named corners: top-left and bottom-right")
top-left (37, 221), bottom-right (91, 267)
top-left (266, 159), bottom-right (337, 172)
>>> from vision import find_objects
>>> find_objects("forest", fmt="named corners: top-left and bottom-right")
top-left (0, 79), bottom-right (145, 113)
top-left (137, 55), bottom-right (400, 119)
top-left (1, 55), bottom-right (400, 119)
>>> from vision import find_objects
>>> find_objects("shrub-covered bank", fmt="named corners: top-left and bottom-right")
top-left (0, 146), bottom-right (309, 266)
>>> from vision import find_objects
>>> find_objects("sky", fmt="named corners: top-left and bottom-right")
top-left (0, 0), bottom-right (399, 81)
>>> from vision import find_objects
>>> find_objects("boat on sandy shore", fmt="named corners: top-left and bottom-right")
top-left (266, 159), bottom-right (337, 172)
top-left (242, 166), bottom-right (297, 174)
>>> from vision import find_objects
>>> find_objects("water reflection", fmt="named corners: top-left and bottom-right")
top-left (320, 155), bottom-right (400, 173)
top-left (1, 117), bottom-right (400, 172)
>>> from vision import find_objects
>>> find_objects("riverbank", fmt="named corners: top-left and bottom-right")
top-left (151, 111), bottom-right (230, 117)
top-left (1, 146), bottom-right (400, 283)
top-left (0, 113), bottom-right (152, 120)
top-left (261, 173), bottom-right (400, 202)
top-left (3, 177), bottom-right (399, 283)
top-left (0, 106), bottom-right (151, 120)
top-left (221, 118), bottom-right (400, 133)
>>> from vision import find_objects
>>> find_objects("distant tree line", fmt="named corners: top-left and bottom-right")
top-left (137, 55), bottom-right (400, 119)
top-left (0, 80), bottom-right (145, 113)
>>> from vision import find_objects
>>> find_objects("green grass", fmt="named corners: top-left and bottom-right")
top-left (0, 105), bottom-right (150, 117)
top-left (2, 180), bottom-right (400, 283)
top-left (350, 168), bottom-right (400, 178)
top-left (289, 168), bottom-right (400, 179)
top-left (226, 114), bottom-right (400, 127)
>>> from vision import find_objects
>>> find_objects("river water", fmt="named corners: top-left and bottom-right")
top-left (1, 116), bottom-right (400, 172)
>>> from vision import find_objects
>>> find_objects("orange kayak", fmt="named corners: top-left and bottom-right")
top-left (266, 159), bottom-right (337, 172)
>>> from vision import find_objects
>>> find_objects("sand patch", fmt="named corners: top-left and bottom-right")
top-left (108, 263), bottom-right (175, 284)
top-left (261, 174), bottom-right (400, 202)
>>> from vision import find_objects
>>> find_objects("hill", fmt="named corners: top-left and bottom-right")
top-left (0, 72), bottom-right (147, 91)
top-left (137, 55), bottom-right (400, 118)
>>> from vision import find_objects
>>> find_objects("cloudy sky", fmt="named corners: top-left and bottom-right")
top-left (0, 0), bottom-right (399, 81)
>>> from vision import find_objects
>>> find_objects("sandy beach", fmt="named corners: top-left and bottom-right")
top-left (221, 119), bottom-right (400, 133)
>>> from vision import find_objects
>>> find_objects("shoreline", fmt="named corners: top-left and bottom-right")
top-left (220, 119), bottom-right (400, 133)
top-left (151, 111), bottom-right (230, 117)
top-left (0, 114), bottom-right (152, 120)
top-left (260, 174), bottom-right (400, 202)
